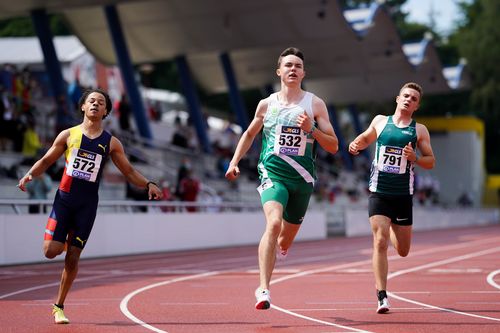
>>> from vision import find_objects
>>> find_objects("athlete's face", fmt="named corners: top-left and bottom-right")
top-left (82, 92), bottom-right (107, 120)
top-left (396, 88), bottom-right (420, 113)
top-left (277, 55), bottom-right (305, 86)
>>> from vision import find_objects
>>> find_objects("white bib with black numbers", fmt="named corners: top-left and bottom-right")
top-left (377, 145), bottom-right (407, 174)
top-left (65, 148), bottom-right (102, 182)
top-left (273, 124), bottom-right (307, 156)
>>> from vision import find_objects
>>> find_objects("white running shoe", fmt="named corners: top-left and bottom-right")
top-left (376, 296), bottom-right (390, 314)
top-left (255, 288), bottom-right (271, 310)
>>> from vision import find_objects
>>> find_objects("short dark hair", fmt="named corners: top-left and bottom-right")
top-left (400, 82), bottom-right (423, 99)
top-left (277, 47), bottom-right (304, 67)
top-left (78, 88), bottom-right (113, 119)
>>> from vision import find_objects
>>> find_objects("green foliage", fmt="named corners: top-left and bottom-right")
top-left (0, 15), bottom-right (70, 37)
top-left (452, 0), bottom-right (500, 172)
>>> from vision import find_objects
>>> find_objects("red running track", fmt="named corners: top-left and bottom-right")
top-left (1, 225), bottom-right (500, 333)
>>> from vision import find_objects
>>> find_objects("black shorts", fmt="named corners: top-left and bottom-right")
top-left (44, 189), bottom-right (98, 249)
top-left (368, 192), bottom-right (413, 226)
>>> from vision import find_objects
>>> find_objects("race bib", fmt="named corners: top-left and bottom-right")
top-left (274, 125), bottom-right (307, 156)
top-left (65, 148), bottom-right (102, 182)
top-left (377, 145), bottom-right (407, 174)
top-left (257, 178), bottom-right (274, 195)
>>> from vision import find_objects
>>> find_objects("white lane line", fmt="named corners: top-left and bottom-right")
top-left (271, 303), bottom-right (373, 333)
top-left (0, 274), bottom-right (110, 300)
top-left (486, 269), bottom-right (500, 290)
top-left (119, 271), bottom-right (218, 333)
top-left (388, 246), bottom-right (500, 322)
top-left (267, 236), bottom-right (500, 331)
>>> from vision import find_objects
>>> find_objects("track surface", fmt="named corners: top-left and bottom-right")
top-left (1, 225), bottom-right (500, 333)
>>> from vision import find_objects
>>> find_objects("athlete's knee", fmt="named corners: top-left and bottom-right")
top-left (265, 217), bottom-right (282, 235)
top-left (64, 251), bottom-right (81, 272)
top-left (43, 243), bottom-right (63, 259)
top-left (373, 234), bottom-right (389, 252)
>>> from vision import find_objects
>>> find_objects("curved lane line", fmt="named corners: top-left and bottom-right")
top-left (118, 234), bottom-right (500, 332)
top-left (119, 271), bottom-right (219, 333)
top-left (0, 274), bottom-right (110, 300)
top-left (271, 303), bottom-right (373, 333)
top-left (486, 269), bottom-right (500, 290)
top-left (388, 246), bottom-right (500, 322)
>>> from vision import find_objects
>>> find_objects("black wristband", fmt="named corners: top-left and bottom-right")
top-left (146, 181), bottom-right (157, 190)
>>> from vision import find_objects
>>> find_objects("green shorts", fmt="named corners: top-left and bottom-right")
top-left (258, 178), bottom-right (314, 224)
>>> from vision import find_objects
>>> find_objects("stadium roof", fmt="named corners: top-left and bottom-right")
top-left (0, 0), bottom-right (469, 104)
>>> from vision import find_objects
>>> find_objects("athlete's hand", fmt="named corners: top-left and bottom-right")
top-left (403, 142), bottom-right (417, 162)
top-left (297, 111), bottom-right (314, 133)
top-left (348, 141), bottom-right (360, 155)
top-left (148, 184), bottom-right (163, 200)
top-left (225, 164), bottom-right (240, 181)
top-left (17, 173), bottom-right (33, 192)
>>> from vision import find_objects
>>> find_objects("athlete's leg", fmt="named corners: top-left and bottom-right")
top-left (277, 219), bottom-right (301, 252)
top-left (43, 240), bottom-right (65, 259)
top-left (370, 215), bottom-right (391, 291)
top-left (55, 244), bottom-right (82, 306)
top-left (390, 224), bottom-right (412, 257)
top-left (258, 201), bottom-right (283, 290)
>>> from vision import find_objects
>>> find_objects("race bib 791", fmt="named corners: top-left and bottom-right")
top-left (377, 145), bottom-right (407, 174)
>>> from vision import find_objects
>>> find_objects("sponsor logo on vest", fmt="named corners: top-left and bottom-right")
top-left (72, 170), bottom-right (92, 181)
top-left (281, 126), bottom-right (300, 134)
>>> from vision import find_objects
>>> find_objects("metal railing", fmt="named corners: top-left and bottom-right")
top-left (0, 199), bottom-right (261, 214)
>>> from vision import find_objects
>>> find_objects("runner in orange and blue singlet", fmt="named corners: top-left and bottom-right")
top-left (45, 125), bottom-right (112, 249)
top-left (18, 88), bottom-right (163, 325)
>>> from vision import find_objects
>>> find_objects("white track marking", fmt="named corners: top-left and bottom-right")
top-left (0, 274), bottom-right (110, 299)
top-left (487, 269), bottom-right (500, 290)
top-left (119, 271), bottom-right (218, 333)
top-left (271, 303), bottom-right (373, 333)
top-left (388, 246), bottom-right (500, 322)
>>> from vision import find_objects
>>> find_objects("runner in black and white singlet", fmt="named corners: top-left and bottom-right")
top-left (349, 82), bottom-right (435, 314)
top-left (18, 88), bottom-right (163, 324)
top-left (225, 47), bottom-right (338, 310)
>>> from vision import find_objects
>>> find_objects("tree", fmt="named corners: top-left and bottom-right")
top-left (453, 0), bottom-right (500, 172)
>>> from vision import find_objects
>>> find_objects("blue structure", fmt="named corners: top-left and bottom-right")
top-left (175, 55), bottom-right (212, 153)
top-left (31, 9), bottom-right (70, 130)
top-left (219, 52), bottom-right (249, 130)
top-left (104, 5), bottom-right (152, 140)
top-left (348, 104), bottom-right (370, 160)
top-left (328, 105), bottom-right (353, 171)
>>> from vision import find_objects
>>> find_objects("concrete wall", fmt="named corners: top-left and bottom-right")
top-left (345, 207), bottom-right (499, 237)
top-left (0, 211), bottom-right (327, 266)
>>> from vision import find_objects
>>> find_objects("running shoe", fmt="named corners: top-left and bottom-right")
top-left (376, 290), bottom-right (390, 314)
top-left (255, 287), bottom-right (271, 310)
top-left (276, 247), bottom-right (288, 261)
top-left (52, 304), bottom-right (69, 324)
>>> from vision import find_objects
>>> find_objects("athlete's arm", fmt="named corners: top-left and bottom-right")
top-left (307, 96), bottom-right (338, 154)
top-left (348, 115), bottom-right (385, 155)
top-left (18, 130), bottom-right (69, 191)
top-left (414, 123), bottom-right (435, 169)
top-left (109, 136), bottom-right (163, 200)
top-left (225, 98), bottom-right (267, 181)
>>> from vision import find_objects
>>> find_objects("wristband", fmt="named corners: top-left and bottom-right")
top-left (305, 125), bottom-right (316, 135)
top-left (146, 181), bottom-right (157, 190)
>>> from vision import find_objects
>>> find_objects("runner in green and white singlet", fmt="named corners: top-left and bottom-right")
top-left (225, 47), bottom-right (338, 310)
top-left (258, 91), bottom-right (316, 184)
top-left (349, 82), bottom-right (435, 315)
top-left (369, 115), bottom-right (418, 196)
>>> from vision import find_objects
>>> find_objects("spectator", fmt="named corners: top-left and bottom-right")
top-left (178, 168), bottom-right (200, 212)
top-left (175, 157), bottom-right (191, 196)
top-left (21, 117), bottom-right (41, 166)
top-left (26, 173), bottom-right (52, 214)
top-left (118, 93), bottom-right (132, 133)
